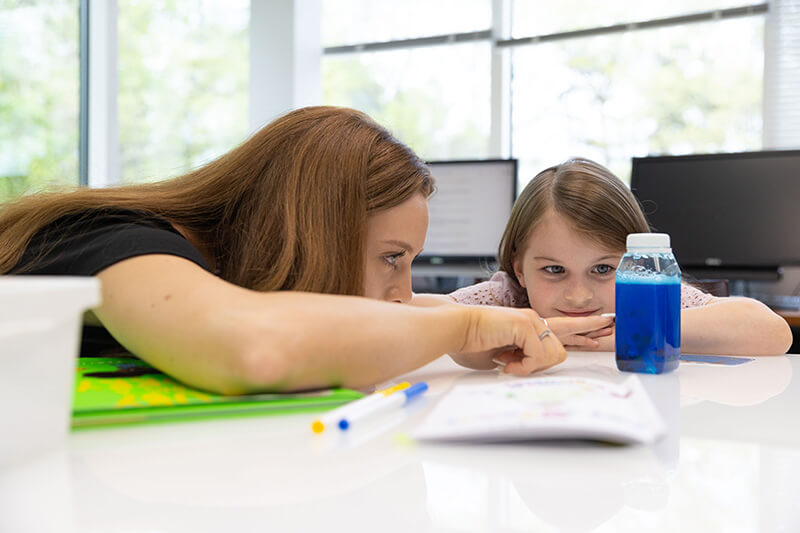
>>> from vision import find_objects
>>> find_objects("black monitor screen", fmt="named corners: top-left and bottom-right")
top-left (630, 150), bottom-right (800, 270)
top-left (419, 159), bottom-right (517, 263)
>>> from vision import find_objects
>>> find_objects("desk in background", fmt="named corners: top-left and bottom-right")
top-left (775, 311), bottom-right (800, 355)
top-left (2, 352), bottom-right (799, 532)
top-left (411, 263), bottom-right (492, 294)
top-left (778, 310), bottom-right (800, 328)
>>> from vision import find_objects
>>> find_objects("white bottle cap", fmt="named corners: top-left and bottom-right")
top-left (626, 233), bottom-right (671, 249)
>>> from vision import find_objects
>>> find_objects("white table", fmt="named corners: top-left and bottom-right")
top-left (2, 352), bottom-right (799, 532)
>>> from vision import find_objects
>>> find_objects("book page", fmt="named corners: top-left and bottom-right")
top-left (413, 376), bottom-right (665, 445)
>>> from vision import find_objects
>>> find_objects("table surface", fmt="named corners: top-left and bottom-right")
top-left (2, 352), bottom-right (799, 533)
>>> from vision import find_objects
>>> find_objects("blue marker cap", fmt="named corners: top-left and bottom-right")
top-left (402, 382), bottom-right (428, 402)
top-left (336, 382), bottom-right (428, 431)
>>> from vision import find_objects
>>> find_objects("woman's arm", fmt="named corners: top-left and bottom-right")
top-left (410, 293), bottom-right (457, 306)
top-left (681, 297), bottom-right (793, 355)
top-left (94, 255), bottom-right (567, 394)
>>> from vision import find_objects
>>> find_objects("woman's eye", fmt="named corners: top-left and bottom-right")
top-left (543, 265), bottom-right (565, 275)
top-left (383, 252), bottom-right (405, 269)
top-left (593, 264), bottom-right (614, 275)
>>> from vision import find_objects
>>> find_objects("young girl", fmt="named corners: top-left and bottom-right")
top-left (450, 158), bottom-right (792, 355)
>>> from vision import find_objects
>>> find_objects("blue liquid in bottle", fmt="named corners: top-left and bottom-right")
top-left (615, 278), bottom-right (681, 374)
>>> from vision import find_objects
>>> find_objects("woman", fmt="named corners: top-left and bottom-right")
top-left (0, 106), bottom-right (572, 394)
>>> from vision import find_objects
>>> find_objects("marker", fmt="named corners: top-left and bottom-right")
top-left (338, 382), bottom-right (428, 431)
top-left (311, 382), bottom-right (409, 434)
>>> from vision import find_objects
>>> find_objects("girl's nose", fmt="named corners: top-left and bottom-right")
top-left (564, 284), bottom-right (593, 306)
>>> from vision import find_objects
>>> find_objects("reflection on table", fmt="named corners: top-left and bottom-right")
top-left (1, 352), bottom-right (798, 533)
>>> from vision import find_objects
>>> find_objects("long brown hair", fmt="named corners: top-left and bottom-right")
top-left (498, 157), bottom-right (649, 284)
top-left (0, 106), bottom-right (434, 295)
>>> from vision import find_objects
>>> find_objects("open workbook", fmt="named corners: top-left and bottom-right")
top-left (413, 375), bottom-right (665, 445)
top-left (72, 357), bottom-right (363, 428)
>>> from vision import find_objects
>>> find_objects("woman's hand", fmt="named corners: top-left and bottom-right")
top-left (450, 306), bottom-right (567, 376)
top-left (544, 316), bottom-right (615, 350)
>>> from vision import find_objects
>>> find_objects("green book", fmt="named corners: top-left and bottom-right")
top-left (72, 356), bottom-right (363, 428)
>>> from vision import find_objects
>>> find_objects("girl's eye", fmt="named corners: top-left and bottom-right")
top-left (383, 252), bottom-right (405, 269)
top-left (592, 264), bottom-right (615, 275)
top-left (543, 265), bottom-right (565, 275)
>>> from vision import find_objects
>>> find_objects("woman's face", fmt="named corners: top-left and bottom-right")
top-left (363, 193), bottom-right (429, 303)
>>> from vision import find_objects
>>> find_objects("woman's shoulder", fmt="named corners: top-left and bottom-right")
top-left (46, 208), bottom-right (175, 233)
top-left (450, 271), bottom-right (529, 307)
top-left (13, 208), bottom-right (209, 276)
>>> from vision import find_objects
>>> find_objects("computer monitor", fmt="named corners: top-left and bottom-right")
top-left (630, 150), bottom-right (800, 280)
top-left (418, 159), bottom-right (517, 264)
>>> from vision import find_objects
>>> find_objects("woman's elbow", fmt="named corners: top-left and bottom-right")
top-left (190, 335), bottom-right (292, 396)
top-left (195, 310), bottom-right (296, 395)
top-left (224, 343), bottom-right (293, 394)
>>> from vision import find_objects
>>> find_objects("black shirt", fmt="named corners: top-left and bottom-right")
top-left (10, 209), bottom-right (211, 356)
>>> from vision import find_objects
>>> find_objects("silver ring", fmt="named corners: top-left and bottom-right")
top-left (538, 329), bottom-right (552, 341)
top-left (492, 358), bottom-right (506, 368)
top-left (542, 318), bottom-right (548, 327)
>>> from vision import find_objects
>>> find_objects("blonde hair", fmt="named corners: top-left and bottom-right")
top-left (0, 106), bottom-right (434, 296)
top-left (498, 157), bottom-right (649, 284)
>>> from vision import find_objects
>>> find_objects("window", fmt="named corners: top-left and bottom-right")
top-left (510, 16), bottom-right (764, 185)
top-left (322, 1), bottom-right (493, 161)
top-left (322, 3), bottom-right (772, 187)
top-left (2, 2), bottom-right (790, 201)
top-left (117, 0), bottom-right (249, 183)
top-left (323, 43), bottom-right (491, 160)
top-left (0, 0), bottom-right (79, 202)
top-left (511, 0), bottom-right (751, 37)
top-left (323, 0), bottom-right (489, 47)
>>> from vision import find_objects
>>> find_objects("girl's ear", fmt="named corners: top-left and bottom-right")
top-left (512, 255), bottom-right (527, 288)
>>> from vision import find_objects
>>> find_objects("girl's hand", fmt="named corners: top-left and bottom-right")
top-left (586, 331), bottom-right (615, 352)
top-left (450, 306), bottom-right (567, 375)
top-left (543, 315), bottom-right (615, 350)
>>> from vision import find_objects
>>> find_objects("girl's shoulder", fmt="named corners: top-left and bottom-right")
top-left (450, 271), bottom-right (529, 308)
top-left (680, 281), bottom-right (716, 309)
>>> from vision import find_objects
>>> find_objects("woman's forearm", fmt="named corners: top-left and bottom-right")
top-left (221, 292), bottom-right (471, 392)
top-left (216, 291), bottom-right (568, 393)
top-left (681, 298), bottom-right (793, 356)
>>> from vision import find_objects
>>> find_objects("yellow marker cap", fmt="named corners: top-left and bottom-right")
top-left (380, 382), bottom-right (410, 396)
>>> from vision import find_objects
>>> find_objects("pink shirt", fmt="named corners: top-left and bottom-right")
top-left (450, 271), bottom-right (715, 309)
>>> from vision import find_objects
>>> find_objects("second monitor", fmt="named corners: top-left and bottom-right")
top-left (418, 159), bottom-right (517, 265)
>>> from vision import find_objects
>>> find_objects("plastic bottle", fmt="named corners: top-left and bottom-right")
top-left (615, 233), bottom-right (681, 374)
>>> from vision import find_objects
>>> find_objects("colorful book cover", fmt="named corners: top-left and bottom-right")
top-left (72, 356), bottom-right (363, 428)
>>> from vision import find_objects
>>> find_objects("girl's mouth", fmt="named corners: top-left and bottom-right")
top-left (558, 309), bottom-right (600, 317)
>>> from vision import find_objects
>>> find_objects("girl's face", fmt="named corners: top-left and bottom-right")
top-left (512, 210), bottom-right (622, 318)
top-left (363, 193), bottom-right (429, 303)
